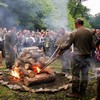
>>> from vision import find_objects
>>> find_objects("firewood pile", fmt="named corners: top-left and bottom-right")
top-left (9, 46), bottom-right (56, 85)
top-left (0, 46), bottom-right (72, 93)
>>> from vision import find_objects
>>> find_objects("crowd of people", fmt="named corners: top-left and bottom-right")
top-left (0, 27), bottom-right (70, 69)
top-left (92, 28), bottom-right (100, 61)
top-left (0, 25), bottom-right (100, 68)
top-left (0, 27), bottom-right (57, 56)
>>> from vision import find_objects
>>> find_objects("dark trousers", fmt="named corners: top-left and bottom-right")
top-left (5, 49), bottom-right (15, 69)
top-left (71, 54), bottom-right (90, 94)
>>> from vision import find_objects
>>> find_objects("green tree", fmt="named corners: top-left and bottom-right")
top-left (68, 0), bottom-right (89, 19)
top-left (68, 0), bottom-right (92, 30)
top-left (0, 0), bottom-right (55, 30)
top-left (89, 13), bottom-right (100, 29)
top-left (68, 13), bottom-right (75, 30)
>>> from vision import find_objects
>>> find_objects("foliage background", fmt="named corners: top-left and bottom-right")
top-left (0, 0), bottom-right (95, 31)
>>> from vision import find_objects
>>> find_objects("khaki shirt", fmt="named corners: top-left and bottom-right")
top-left (60, 27), bottom-right (95, 55)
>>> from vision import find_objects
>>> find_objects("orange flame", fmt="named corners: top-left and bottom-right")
top-left (32, 64), bottom-right (41, 75)
top-left (35, 66), bottom-right (41, 73)
top-left (11, 67), bottom-right (20, 79)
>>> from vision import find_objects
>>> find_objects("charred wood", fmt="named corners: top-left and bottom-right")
top-left (23, 73), bottom-right (56, 86)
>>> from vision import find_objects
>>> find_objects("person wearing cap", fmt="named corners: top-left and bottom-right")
top-left (58, 18), bottom-right (95, 97)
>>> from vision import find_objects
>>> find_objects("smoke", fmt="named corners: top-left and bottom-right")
top-left (0, 0), bottom-right (69, 30)
top-left (0, 0), bottom-right (19, 28)
top-left (43, 0), bottom-right (69, 31)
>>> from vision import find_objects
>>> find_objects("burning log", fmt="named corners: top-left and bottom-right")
top-left (23, 73), bottom-right (56, 86)
top-left (40, 67), bottom-right (55, 75)
top-left (2, 73), bottom-right (23, 86)
top-left (19, 67), bottom-right (34, 78)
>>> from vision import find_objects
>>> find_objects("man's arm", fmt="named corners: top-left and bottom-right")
top-left (59, 33), bottom-right (74, 50)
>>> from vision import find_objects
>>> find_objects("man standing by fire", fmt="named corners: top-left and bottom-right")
top-left (4, 27), bottom-right (17, 69)
top-left (56, 28), bottom-right (71, 73)
top-left (57, 18), bottom-right (95, 97)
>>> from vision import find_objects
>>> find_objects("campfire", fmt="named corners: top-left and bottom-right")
top-left (0, 47), bottom-right (72, 93)
top-left (2, 47), bottom-right (56, 86)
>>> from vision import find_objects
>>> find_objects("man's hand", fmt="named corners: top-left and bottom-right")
top-left (56, 50), bottom-right (61, 58)
top-left (56, 53), bottom-right (60, 58)
top-left (59, 42), bottom-right (67, 49)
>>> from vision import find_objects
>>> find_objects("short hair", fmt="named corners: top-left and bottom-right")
top-left (75, 18), bottom-right (84, 25)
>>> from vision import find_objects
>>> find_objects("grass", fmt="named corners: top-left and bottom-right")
top-left (0, 58), bottom-right (99, 100)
